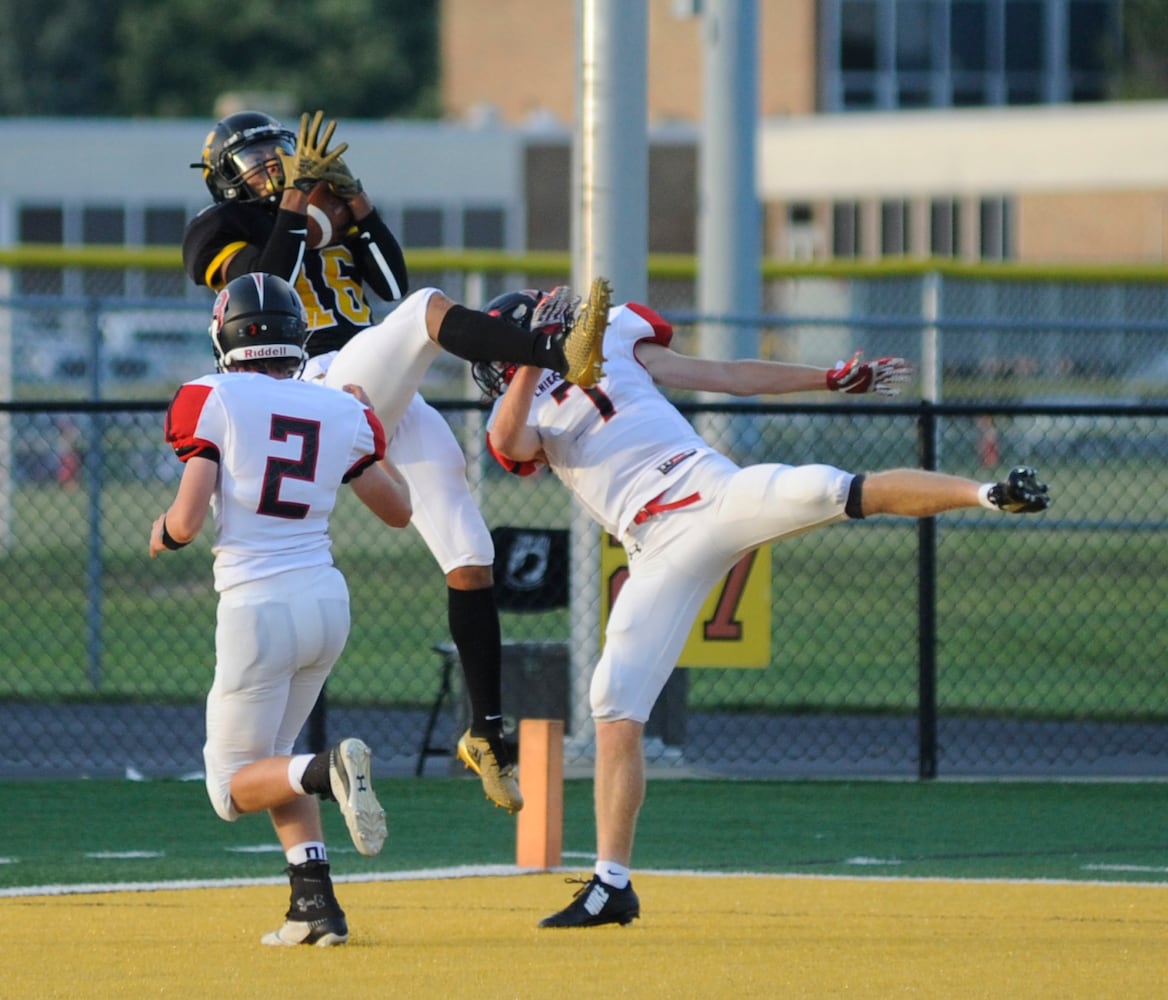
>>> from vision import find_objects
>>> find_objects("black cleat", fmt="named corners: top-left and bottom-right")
top-left (538, 875), bottom-right (640, 928)
top-left (988, 466), bottom-right (1050, 513)
top-left (262, 860), bottom-right (348, 946)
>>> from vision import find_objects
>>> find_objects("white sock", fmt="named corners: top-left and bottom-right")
top-left (286, 754), bottom-right (315, 795)
top-left (286, 841), bottom-right (328, 866)
top-left (977, 482), bottom-right (998, 510)
top-left (595, 860), bottom-right (630, 889)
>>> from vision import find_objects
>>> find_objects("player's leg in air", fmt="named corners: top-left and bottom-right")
top-left (385, 395), bottom-right (523, 813)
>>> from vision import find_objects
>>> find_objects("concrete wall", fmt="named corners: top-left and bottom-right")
top-left (5, 100), bottom-right (1168, 263)
top-left (1, 117), bottom-right (526, 245)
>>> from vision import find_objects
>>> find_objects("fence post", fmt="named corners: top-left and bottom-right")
top-left (916, 271), bottom-right (942, 779)
top-left (916, 403), bottom-right (938, 779)
top-left (84, 302), bottom-right (104, 690)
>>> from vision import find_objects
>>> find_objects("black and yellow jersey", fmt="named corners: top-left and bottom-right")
top-left (182, 201), bottom-right (409, 358)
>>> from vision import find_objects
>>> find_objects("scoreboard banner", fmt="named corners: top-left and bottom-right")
top-left (599, 532), bottom-right (772, 668)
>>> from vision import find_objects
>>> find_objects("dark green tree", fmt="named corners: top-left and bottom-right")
top-left (0, 0), bottom-right (437, 118)
top-left (114, 0), bottom-right (437, 119)
top-left (1117, 0), bottom-right (1168, 98)
top-left (0, 0), bottom-right (116, 114)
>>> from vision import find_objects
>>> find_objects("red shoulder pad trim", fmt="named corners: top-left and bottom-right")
top-left (625, 302), bottom-right (673, 347)
top-left (164, 383), bottom-right (220, 463)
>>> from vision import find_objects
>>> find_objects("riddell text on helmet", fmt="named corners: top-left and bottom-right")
top-left (243, 346), bottom-right (289, 358)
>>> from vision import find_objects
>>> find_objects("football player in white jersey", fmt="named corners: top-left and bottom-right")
top-left (478, 284), bottom-right (1051, 929)
top-left (150, 273), bottom-right (412, 947)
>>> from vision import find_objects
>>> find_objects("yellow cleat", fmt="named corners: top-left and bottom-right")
top-left (457, 730), bottom-right (524, 813)
top-left (562, 276), bottom-right (611, 388)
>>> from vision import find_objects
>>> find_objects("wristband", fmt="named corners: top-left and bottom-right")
top-left (161, 518), bottom-right (190, 551)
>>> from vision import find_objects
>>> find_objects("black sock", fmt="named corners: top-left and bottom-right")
top-left (447, 585), bottom-right (503, 735)
top-left (436, 305), bottom-right (563, 371)
top-left (301, 750), bottom-right (334, 800)
top-left (286, 860), bottom-right (344, 920)
top-left (845, 473), bottom-right (866, 520)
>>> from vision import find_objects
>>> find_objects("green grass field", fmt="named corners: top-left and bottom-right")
top-left (2, 778), bottom-right (1166, 891)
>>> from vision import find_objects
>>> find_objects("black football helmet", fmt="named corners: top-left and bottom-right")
top-left (484, 288), bottom-right (544, 331)
top-left (209, 273), bottom-right (309, 371)
top-left (472, 289), bottom-right (545, 397)
top-left (193, 111), bottom-right (296, 204)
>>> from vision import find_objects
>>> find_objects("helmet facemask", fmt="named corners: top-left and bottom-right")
top-left (472, 360), bottom-right (518, 399)
top-left (222, 136), bottom-right (296, 203)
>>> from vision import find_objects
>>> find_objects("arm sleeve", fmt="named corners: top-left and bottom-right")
top-left (224, 209), bottom-right (308, 284)
top-left (344, 208), bottom-right (409, 302)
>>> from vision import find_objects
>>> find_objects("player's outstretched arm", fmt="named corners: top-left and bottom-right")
top-left (638, 342), bottom-right (914, 397)
top-left (637, 342), bottom-right (827, 396)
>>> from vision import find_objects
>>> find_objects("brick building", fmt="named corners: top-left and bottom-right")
top-left (440, 0), bottom-right (1168, 264)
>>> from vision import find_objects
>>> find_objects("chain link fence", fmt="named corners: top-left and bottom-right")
top-left (2, 261), bottom-right (1167, 779)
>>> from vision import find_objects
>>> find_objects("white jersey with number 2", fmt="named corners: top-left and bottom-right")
top-left (166, 371), bottom-right (385, 592)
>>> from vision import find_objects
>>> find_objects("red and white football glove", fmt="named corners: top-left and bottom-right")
top-left (826, 351), bottom-right (914, 396)
top-left (530, 285), bottom-right (581, 336)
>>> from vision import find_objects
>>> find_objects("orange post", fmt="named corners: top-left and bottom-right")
top-left (516, 718), bottom-right (564, 869)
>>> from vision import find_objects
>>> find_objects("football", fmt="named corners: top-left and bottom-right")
top-left (305, 181), bottom-right (353, 249)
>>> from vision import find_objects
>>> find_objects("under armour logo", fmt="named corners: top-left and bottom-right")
top-left (294, 892), bottom-right (328, 914)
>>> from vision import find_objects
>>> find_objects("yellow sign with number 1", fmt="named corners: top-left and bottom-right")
top-left (598, 532), bottom-right (772, 668)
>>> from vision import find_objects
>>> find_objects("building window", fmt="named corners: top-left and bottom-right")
top-left (881, 200), bottom-right (912, 255)
top-left (145, 207), bottom-right (186, 246)
top-left (82, 207), bottom-right (124, 245)
top-left (82, 207), bottom-right (126, 296)
top-left (785, 202), bottom-right (820, 259)
top-left (840, 1), bottom-right (879, 73)
top-left (463, 207), bottom-right (505, 249)
top-left (930, 198), bottom-right (961, 257)
top-left (832, 201), bottom-right (863, 257)
top-left (1068, 0), bottom-right (1116, 101)
top-left (979, 197), bottom-right (1013, 260)
top-left (17, 206), bottom-right (64, 295)
top-left (402, 207), bottom-right (443, 248)
top-left (1004, 0), bottom-right (1045, 104)
top-left (821, 0), bottom-right (1120, 112)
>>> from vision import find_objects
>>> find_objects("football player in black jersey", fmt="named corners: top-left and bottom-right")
top-left (183, 109), bottom-right (607, 813)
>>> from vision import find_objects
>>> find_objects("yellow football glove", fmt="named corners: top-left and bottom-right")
top-left (320, 155), bottom-right (364, 200)
top-left (276, 110), bottom-right (348, 193)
